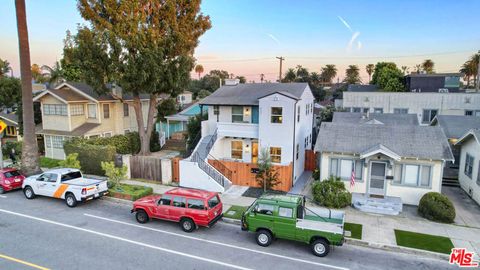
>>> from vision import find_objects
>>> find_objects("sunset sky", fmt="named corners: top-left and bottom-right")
top-left (1, 0), bottom-right (479, 83)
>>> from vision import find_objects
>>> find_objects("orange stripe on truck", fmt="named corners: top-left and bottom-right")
top-left (53, 184), bottom-right (69, 198)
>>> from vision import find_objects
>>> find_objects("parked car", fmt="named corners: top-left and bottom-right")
top-left (22, 168), bottom-right (108, 207)
top-left (131, 187), bottom-right (223, 232)
top-left (0, 168), bottom-right (25, 194)
top-left (241, 194), bottom-right (345, 257)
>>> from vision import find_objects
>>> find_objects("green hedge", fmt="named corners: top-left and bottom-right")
top-left (64, 142), bottom-right (116, 175)
top-left (418, 192), bottom-right (456, 223)
top-left (108, 184), bottom-right (153, 201)
top-left (2, 141), bottom-right (22, 157)
top-left (312, 176), bottom-right (352, 208)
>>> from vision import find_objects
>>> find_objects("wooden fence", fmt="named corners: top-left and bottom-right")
top-left (172, 157), bottom-right (180, 182)
top-left (130, 156), bottom-right (162, 182)
top-left (208, 160), bottom-right (293, 192)
top-left (304, 150), bottom-right (317, 171)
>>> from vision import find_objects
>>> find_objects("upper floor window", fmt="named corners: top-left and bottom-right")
top-left (465, 110), bottom-right (480, 117)
top-left (231, 141), bottom-right (243, 160)
top-left (465, 153), bottom-right (474, 179)
top-left (394, 108), bottom-right (408, 114)
top-left (88, 104), bottom-right (97, 119)
top-left (103, 104), bottom-right (110, 119)
top-left (43, 104), bottom-right (67, 116)
top-left (271, 107), bottom-right (283, 123)
top-left (123, 103), bottom-right (129, 117)
top-left (374, 108), bottom-right (384, 114)
top-left (70, 104), bottom-right (84, 116)
top-left (270, 147), bottom-right (282, 163)
top-left (232, 106), bottom-right (244, 123)
top-left (214, 105), bottom-right (219, 122)
top-left (422, 109), bottom-right (437, 124)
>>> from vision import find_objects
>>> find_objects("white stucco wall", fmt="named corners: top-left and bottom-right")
top-left (458, 137), bottom-right (480, 204)
top-left (179, 160), bottom-right (225, 192)
top-left (293, 87), bottom-right (315, 182)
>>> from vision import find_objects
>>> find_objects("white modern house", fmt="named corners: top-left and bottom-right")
top-left (455, 129), bottom-right (480, 205)
top-left (341, 91), bottom-right (480, 125)
top-left (314, 122), bottom-right (454, 214)
top-left (179, 80), bottom-right (315, 192)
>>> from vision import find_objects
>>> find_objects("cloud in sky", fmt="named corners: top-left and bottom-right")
top-left (337, 16), bottom-right (353, 32)
top-left (268, 34), bottom-right (280, 45)
top-left (338, 16), bottom-right (362, 52)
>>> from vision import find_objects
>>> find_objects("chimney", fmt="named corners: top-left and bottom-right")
top-left (224, 79), bottom-right (240, 86)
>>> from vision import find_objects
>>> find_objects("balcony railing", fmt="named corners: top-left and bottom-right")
top-left (216, 122), bottom-right (259, 139)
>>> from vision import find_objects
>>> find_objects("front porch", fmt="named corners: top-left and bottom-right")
top-left (352, 192), bottom-right (403, 216)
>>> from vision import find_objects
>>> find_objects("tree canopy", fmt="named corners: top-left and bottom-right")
top-left (343, 65), bottom-right (361, 84)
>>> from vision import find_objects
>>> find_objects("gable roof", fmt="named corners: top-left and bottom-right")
top-left (314, 122), bottom-right (454, 161)
top-left (199, 83), bottom-right (308, 106)
top-left (431, 115), bottom-right (480, 139)
top-left (455, 129), bottom-right (480, 146)
top-left (332, 112), bottom-right (419, 126)
top-left (0, 113), bottom-right (19, 126)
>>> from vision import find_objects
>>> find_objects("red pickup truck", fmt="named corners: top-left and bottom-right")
top-left (131, 187), bottom-right (223, 232)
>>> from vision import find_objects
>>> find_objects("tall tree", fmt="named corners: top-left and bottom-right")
top-left (0, 59), bottom-right (12, 77)
top-left (31, 64), bottom-right (45, 83)
top-left (421, 59), bottom-right (435, 74)
top-left (295, 65), bottom-right (309, 82)
top-left (283, 68), bottom-right (296, 82)
top-left (320, 64), bottom-right (337, 84)
top-left (76, 0), bottom-right (211, 155)
top-left (194, 64), bottom-right (204, 79)
top-left (343, 65), bottom-right (361, 84)
top-left (41, 62), bottom-right (64, 85)
top-left (401, 66), bottom-right (409, 75)
top-left (371, 62), bottom-right (398, 85)
top-left (365, 64), bottom-right (374, 82)
top-left (15, 0), bottom-right (40, 174)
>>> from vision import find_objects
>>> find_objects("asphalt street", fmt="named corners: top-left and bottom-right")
top-left (0, 190), bottom-right (456, 270)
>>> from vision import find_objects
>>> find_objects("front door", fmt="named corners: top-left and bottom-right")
top-left (369, 162), bottom-right (386, 196)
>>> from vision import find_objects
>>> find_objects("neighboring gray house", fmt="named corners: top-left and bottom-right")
top-left (315, 122), bottom-right (453, 213)
top-left (455, 129), bottom-right (480, 205)
top-left (332, 112), bottom-right (419, 126)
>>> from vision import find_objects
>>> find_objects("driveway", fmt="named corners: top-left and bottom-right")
top-left (442, 186), bottom-right (480, 228)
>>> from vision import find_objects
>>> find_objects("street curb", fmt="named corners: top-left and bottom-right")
top-left (345, 238), bottom-right (450, 261)
top-left (102, 196), bottom-right (133, 206)
top-left (221, 217), bottom-right (242, 226)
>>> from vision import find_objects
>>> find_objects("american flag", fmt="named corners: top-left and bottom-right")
top-left (350, 166), bottom-right (355, 187)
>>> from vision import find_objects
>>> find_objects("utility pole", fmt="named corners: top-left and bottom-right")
top-left (476, 50), bottom-right (480, 92)
top-left (276, 56), bottom-right (284, 82)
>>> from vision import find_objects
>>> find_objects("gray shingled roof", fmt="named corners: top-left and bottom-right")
top-left (199, 83), bottom-right (308, 106)
top-left (347, 84), bottom-right (379, 92)
top-left (314, 122), bottom-right (453, 161)
top-left (0, 113), bottom-right (19, 126)
top-left (67, 82), bottom-right (151, 101)
top-left (333, 112), bottom-right (419, 126)
top-left (432, 115), bottom-right (480, 139)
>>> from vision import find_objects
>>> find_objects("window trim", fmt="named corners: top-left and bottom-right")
top-left (270, 147), bottom-right (282, 164)
top-left (88, 103), bottom-right (97, 119)
top-left (231, 106), bottom-right (244, 123)
top-left (329, 157), bottom-right (364, 182)
top-left (390, 163), bottom-right (433, 188)
top-left (270, 107), bottom-right (283, 124)
top-left (70, 104), bottom-right (85, 116)
top-left (231, 140), bottom-right (243, 160)
top-left (465, 153), bottom-right (474, 179)
top-left (422, 109), bottom-right (438, 124)
top-left (393, 108), bottom-right (409, 114)
top-left (123, 103), bottom-right (129, 117)
top-left (103, 103), bottom-right (110, 119)
top-left (43, 104), bottom-right (67, 116)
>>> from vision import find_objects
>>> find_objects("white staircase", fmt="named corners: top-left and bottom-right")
top-left (352, 193), bottom-right (402, 215)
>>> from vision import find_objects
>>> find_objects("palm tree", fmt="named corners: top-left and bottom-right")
top-left (260, 73), bottom-right (265, 83)
top-left (0, 58), bottom-right (12, 77)
top-left (295, 65), bottom-right (309, 81)
top-left (415, 64), bottom-right (421, 74)
top-left (41, 62), bottom-right (63, 86)
top-left (460, 62), bottom-right (473, 88)
top-left (309, 72), bottom-right (321, 87)
top-left (469, 53), bottom-right (479, 90)
top-left (421, 59), bottom-right (435, 74)
top-left (31, 63), bottom-right (45, 83)
top-left (283, 68), bottom-right (296, 82)
top-left (344, 65), bottom-right (361, 84)
top-left (321, 64), bottom-right (337, 85)
top-left (15, 0), bottom-right (40, 175)
top-left (401, 66), bottom-right (409, 75)
top-left (194, 64), bottom-right (204, 79)
top-left (365, 64), bottom-right (374, 82)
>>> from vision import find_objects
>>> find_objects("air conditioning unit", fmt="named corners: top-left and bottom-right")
top-left (438, 88), bottom-right (449, 93)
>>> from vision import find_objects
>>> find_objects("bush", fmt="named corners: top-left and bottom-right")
top-left (418, 192), bottom-right (456, 223)
top-left (101, 161), bottom-right (127, 188)
top-left (58, 153), bottom-right (81, 169)
top-left (312, 176), bottom-right (352, 208)
top-left (2, 141), bottom-right (22, 157)
top-left (64, 141), bottom-right (115, 175)
top-left (40, 157), bottom-right (61, 168)
top-left (108, 183), bottom-right (153, 201)
top-left (312, 169), bottom-right (320, 180)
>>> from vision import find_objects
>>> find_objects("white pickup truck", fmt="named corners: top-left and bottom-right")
top-left (22, 168), bottom-right (108, 207)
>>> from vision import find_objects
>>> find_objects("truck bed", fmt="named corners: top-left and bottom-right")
top-left (62, 178), bottom-right (106, 186)
top-left (296, 206), bottom-right (345, 235)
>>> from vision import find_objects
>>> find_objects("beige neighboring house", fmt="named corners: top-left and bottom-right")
top-left (455, 129), bottom-right (480, 205)
top-left (177, 91), bottom-right (193, 107)
top-left (34, 82), bottom-right (154, 160)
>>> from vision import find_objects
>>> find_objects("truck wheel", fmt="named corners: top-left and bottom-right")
top-left (311, 239), bottom-right (330, 257)
top-left (135, 210), bottom-right (149, 224)
top-left (23, 186), bottom-right (35, 199)
top-left (65, 193), bottom-right (78, 208)
top-left (180, 218), bottom-right (195, 233)
top-left (255, 229), bottom-right (273, 247)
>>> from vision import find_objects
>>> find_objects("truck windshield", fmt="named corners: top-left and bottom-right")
top-left (61, 171), bottom-right (82, 182)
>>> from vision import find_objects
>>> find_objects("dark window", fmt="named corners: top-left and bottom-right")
top-left (103, 104), bottom-right (110, 119)
top-left (4, 170), bottom-right (21, 178)
top-left (271, 107), bottom-right (283, 123)
top-left (61, 171), bottom-right (82, 182)
top-left (296, 144), bottom-right (299, 160)
top-left (123, 103), bottom-right (129, 117)
top-left (422, 109), bottom-right (438, 124)
top-left (158, 195), bottom-right (172, 206)
top-left (208, 195), bottom-right (220, 208)
top-left (352, 107), bottom-right (361, 113)
top-left (465, 153), bottom-right (474, 178)
top-left (255, 203), bottom-right (275, 215)
top-left (297, 105), bottom-right (300, 122)
top-left (173, 196), bottom-right (186, 208)
top-left (188, 199), bottom-right (206, 210)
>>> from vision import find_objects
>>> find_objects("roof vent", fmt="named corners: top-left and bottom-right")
top-left (224, 79), bottom-right (240, 86)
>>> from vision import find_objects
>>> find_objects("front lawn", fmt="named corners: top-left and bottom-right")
top-left (40, 157), bottom-right (61, 168)
top-left (108, 183), bottom-right (153, 201)
top-left (344, 222), bottom-right (362, 240)
top-left (223, 205), bottom-right (248, 220)
top-left (394, 229), bottom-right (454, 254)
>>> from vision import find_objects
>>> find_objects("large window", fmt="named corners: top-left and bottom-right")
top-left (270, 147), bottom-right (282, 163)
top-left (394, 164), bottom-right (432, 187)
top-left (465, 153), bottom-right (474, 178)
top-left (231, 141), bottom-right (243, 160)
top-left (330, 158), bottom-right (363, 181)
top-left (103, 104), bottom-right (110, 119)
top-left (422, 109), bottom-right (438, 124)
top-left (43, 104), bottom-right (67, 116)
top-left (394, 108), bottom-right (408, 114)
top-left (232, 106), bottom-right (244, 123)
top-left (70, 104), bottom-right (84, 116)
top-left (50, 136), bottom-right (64, 149)
top-left (123, 103), bottom-right (129, 117)
top-left (88, 104), bottom-right (97, 118)
top-left (271, 107), bottom-right (283, 123)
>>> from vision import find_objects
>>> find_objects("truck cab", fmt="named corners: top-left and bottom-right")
top-left (241, 194), bottom-right (345, 257)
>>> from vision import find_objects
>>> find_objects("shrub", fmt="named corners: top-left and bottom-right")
top-left (255, 148), bottom-right (280, 191)
top-left (40, 157), bottom-right (61, 168)
top-left (312, 176), bottom-right (352, 208)
top-left (312, 169), bottom-right (320, 180)
top-left (64, 141), bottom-right (115, 175)
top-left (2, 141), bottom-right (22, 157)
top-left (418, 192), bottom-right (456, 223)
top-left (58, 153), bottom-right (81, 169)
top-left (101, 161), bottom-right (127, 188)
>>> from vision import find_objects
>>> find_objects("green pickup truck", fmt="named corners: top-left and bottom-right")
top-left (241, 194), bottom-right (345, 257)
